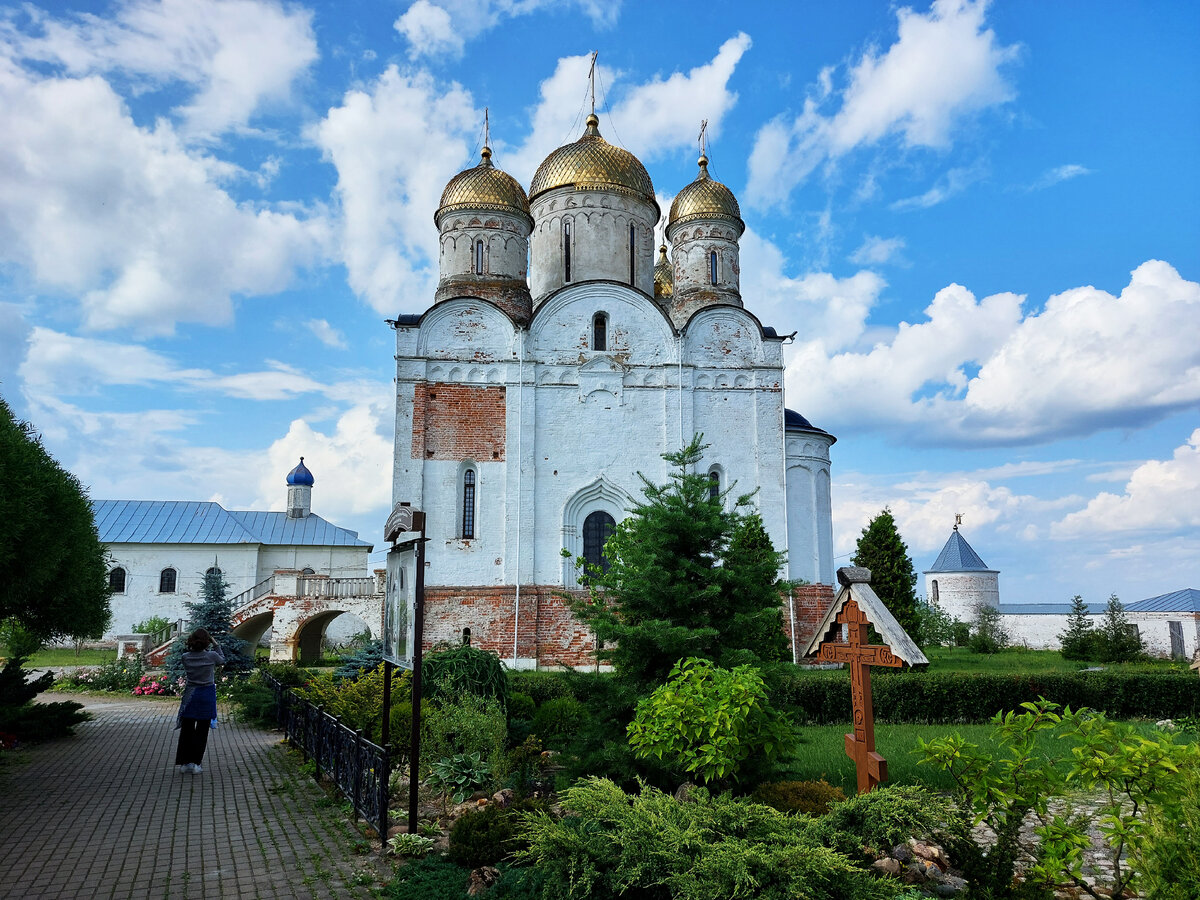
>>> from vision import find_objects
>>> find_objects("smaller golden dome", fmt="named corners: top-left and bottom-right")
top-left (529, 114), bottom-right (656, 206)
top-left (653, 244), bottom-right (674, 298)
top-left (436, 146), bottom-right (532, 227)
top-left (667, 155), bottom-right (744, 236)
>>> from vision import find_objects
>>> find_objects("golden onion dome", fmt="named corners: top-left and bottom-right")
top-left (435, 146), bottom-right (532, 227)
top-left (653, 245), bottom-right (674, 298)
top-left (529, 114), bottom-right (656, 207)
top-left (667, 155), bottom-right (744, 236)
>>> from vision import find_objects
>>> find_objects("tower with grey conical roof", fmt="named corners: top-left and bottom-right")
top-left (923, 521), bottom-right (1000, 623)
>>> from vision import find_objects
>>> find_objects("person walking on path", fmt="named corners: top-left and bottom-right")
top-left (175, 626), bottom-right (224, 774)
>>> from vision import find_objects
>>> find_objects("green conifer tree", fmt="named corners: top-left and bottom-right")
top-left (166, 564), bottom-right (253, 680)
top-left (1096, 594), bottom-right (1143, 663)
top-left (1058, 594), bottom-right (1096, 660)
top-left (850, 508), bottom-right (920, 640)
top-left (570, 436), bottom-right (789, 692)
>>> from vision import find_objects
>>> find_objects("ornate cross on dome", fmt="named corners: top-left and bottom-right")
top-left (588, 51), bottom-right (598, 116)
top-left (483, 107), bottom-right (490, 149)
top-left (697, 119), bottom-right (708, 158)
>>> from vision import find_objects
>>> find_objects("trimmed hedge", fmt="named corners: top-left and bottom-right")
top-left (772, 670), bottom-right (1200, 724)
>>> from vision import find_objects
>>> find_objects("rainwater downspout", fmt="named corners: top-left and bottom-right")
top-left (512, 347), bottom-right (523, 666)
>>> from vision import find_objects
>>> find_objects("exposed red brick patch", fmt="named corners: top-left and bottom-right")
top-left (411, 383), bottom-right (506, 461)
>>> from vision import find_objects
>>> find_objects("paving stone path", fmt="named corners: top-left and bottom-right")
top-left (0, 694), bottom-right (389, 899)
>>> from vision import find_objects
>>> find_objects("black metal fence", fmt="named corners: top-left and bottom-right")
top-left (262, 673), bottom-right (390, 841)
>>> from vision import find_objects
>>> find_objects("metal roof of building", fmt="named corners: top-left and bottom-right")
top-left (1126, 588), bottom-right (1200, 613)
top-left (926, 529), bottom-right (994, 573)
top-left (92, 500), bottom-right (371, 548)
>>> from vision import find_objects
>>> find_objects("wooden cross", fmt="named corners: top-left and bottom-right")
top-left (817, 597), bottom-right (903, 793)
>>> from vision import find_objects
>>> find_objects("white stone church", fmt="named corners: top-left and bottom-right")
top-left (388, 112), bottom-right (836, 668)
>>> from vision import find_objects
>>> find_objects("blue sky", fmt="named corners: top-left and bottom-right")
top-left (1, 0), bottom-right (1196, 607)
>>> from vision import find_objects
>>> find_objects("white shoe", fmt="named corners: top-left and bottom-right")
top-left (191, 764), bottom-right (202, 774)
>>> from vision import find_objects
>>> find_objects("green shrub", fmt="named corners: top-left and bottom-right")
top-left (334, 640), bottom-right (383, 680)
top-left (131, 615), bottom-right (171, 635)
top-left (529, 696), bottom-right (585, 748)
top-left (385, 856), bottom-right (469, 900)
top-left (424, 645), bottom-right (508, 709)
top-left (448, 798), bottom-right (547, 869)
top-left (515, 777), bottom-right (914, 900)
top-left (1135, 753), bottom-right (1200, 898)
top-left (490, 866), bottom-right (548, 900)
top-left (424, 690), bottom-right (508, 780)
top-left (627, 658), bottom-right (793, 785)
top-left (507, 691), bottom-right (535, 721)
top-left (772, 670), bottom-right (1200, 725)
top-left (504, 735), bottom-right (553, 797)
top-left (508, 670), bottom-right (576, 705)
top-left (293, 664), bottom-right (408, 741)
top-left (818, 784), bottom-right (952, 859)
top-left (224, 673), bottom-right (280, 728)
top-left (257, 660), bottom-right (311, 688)
top-left (426, 751), bottom-right (493, 807)
top-left (751, 779), bottom-right (846, 816)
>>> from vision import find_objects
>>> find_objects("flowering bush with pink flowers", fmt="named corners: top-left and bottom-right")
top-left (132, 674), bottom-right (177, 696)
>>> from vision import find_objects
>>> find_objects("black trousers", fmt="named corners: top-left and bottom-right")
top-left (175, 718), bottom-right (211, 765)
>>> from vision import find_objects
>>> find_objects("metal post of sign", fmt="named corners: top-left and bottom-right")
top-left (383, 502), bottom-right (427, 837)
top-left (408, 527), bottom-right (426, 835)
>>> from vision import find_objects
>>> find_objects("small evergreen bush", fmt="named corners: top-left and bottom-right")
top-left (424, 689), bottom-right (508, 779)
top-left (423, 644), bottom-right (508, 709)
top-left (530, 696), bottom-right (585, 748)
top-left (507, 691), bottom-right (535, 721)
top-left (751, 779), bottom-right (846, 816)
top-left (0, 656), bottom-right (88, 741)
top-left (448, 798), bottom-right (547, 868)
top-left (508, 670), bottom-right (575, 705)
top-left (818, 784), bottom-right (952, 859)
top-left (385, 856), bottom-right (469, 900)
top-left (334, 640), bottom-right (383, 680)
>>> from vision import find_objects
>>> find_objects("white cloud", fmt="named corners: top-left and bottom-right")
top-left (3, 0), bottom-right (318, 139)
top-left (785, 260), bottom-right (1200, 445)
top-left (849, 235), bottom-right (906, 266)
top-left (1028, 163), bottom-right (1092, 191)
top-left (305, 318), bottom-right (348, 349)
top-left (313, 66), bottom-right (476, 316)
top-left (19, 327), bottom-right (329, 401)
top-left (746, 0), bottom-right (1018, 208)
top-left (1051, 430), bottom-right (1200, 537)
top-left (505, 35), bottom-right (751, 188)
top-left (395, 0), bottom-right (621, 60)
top-left (890, 162), bottom-right (986, 210)
top-left (0, 64), bottom-right (329, 336)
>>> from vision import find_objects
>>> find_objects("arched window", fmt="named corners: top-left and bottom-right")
top-left (205, 566), bottom-right (222, 578)
top-left (629, 223), bottom-right (636, 284)
top-left (563, 220), bottom-right (572, 282)
top-left (159, 568), bottom-right (177, 594)
top-left (708, 470), bottom-right (720, 502)
top-left (461, 469), bottom-right (476, 539)
top-left (301, 567), bottom-right (316, 576)
top-left (709, 250), bottom-right (718, 285)
top-left (931, 580), bottom-right (939, 603)
top-left (583, 511), bottom-right (616, 574)
top-left (592, 312), bottom-right (607, 351)
top-left (108, 567), bottom-right (126, 593)
top-left (474, 239), bottom-right (484, 275)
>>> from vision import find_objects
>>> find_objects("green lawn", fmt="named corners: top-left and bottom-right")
top-left (0, 646), bottom-right (116, 667)
top-left (808, 646), bottom-right (1183, 677)
top-left (781, 719), bottom-right (1166, 795)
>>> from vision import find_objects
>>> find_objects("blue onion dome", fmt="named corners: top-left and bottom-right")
top-left (286, 457), bottom-right (314, 486)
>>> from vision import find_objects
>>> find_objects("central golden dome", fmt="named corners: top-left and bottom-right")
top-left (653, 245), bottom-right (674, 298)
top-left (436, 146), bottom-right (532, 227)
top-left (529, 114), bottom-right (656, 205)
top-left (667, 155), bottom-right (744, 236)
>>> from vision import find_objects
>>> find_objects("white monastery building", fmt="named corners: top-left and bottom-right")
top-left (95, 459), bottom-right (376, 649)
top-left (924, 522), bottom-right (1197, 659)
top-left (389, 112), bottom-right (836, 668)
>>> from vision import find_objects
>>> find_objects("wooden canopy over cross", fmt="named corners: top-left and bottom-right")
top-left (801, 567), bottom-right (928, 793)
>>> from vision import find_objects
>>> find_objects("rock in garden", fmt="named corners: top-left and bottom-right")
top-left (909, 838), bottom-right (950, 869)
top-left (673, 782), bottom-right (700, 802)
top-left (387, 825), bottom-right (408, 837)
top-left (467, 866), bottom-right (501, 896)
top-left (871, 858), bottom-right (902, 877)
top-left (892, 843), bottom-right (913, 863)
top-left (492, 788), bottom-right (514, 808)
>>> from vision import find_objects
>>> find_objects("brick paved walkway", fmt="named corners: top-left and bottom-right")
top-left (0, 694), bottom-right (388, 899)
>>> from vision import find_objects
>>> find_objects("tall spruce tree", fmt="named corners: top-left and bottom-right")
top-left (1058, 594), bottom-right (1096, 660)
top-left (166, 565), bottom-right (253, 679)
top-left (851, 508), bottom-right (920, 640)
top-left (570, 435), bottom-right (789, 692)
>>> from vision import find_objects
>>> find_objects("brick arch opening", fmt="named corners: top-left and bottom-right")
top-left (232, 611), bottom-right (274, 653)
top-left (294, 610), bottom-right (350, 664)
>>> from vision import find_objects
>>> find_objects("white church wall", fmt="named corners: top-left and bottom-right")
top-left (256, 545), bottom-right (370, 583)
top-left (530, 283), bottom-right (675, 365)
top-left (103, 543), bottom-right (260, 638)
top-left (1129, 611), bottom-right (1200, 659)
